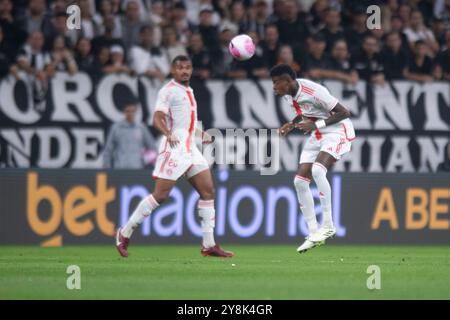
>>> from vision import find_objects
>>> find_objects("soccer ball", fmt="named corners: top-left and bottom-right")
top-left (229, 34), bottom-right (255, 61)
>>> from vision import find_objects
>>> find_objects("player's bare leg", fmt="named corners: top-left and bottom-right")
top-left (308, 151), bottom-right (338, 242)
top-left (188, 169), bottom-right (234, 258)
top-left (116, 178), bottom-right (177, 257)
top-left (294, 163), bottom-right (324, 253)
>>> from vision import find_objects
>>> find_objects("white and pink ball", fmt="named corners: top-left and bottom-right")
top-left (229, 34), bottom-right (255, 61)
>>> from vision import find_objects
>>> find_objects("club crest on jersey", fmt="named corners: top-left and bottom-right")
top-left (300, 102), bottom-right (313, 111)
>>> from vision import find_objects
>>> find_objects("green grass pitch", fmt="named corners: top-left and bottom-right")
top-left (1, 245), bottom-right (449, 299)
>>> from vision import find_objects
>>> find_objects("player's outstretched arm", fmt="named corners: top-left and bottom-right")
top-left (153, 111), bottom-right (179, 148)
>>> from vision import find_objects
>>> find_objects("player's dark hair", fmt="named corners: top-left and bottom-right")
top-left (269, 64), bottom-right (296, 80)
top-left (172, 55), bottom-right (191, 66)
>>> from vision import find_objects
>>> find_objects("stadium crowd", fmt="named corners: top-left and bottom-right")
top-left (0, 0), bottom-right (449, 87)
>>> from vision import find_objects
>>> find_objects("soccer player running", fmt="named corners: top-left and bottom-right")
top-left (270, 64), bottom-right (355, 253)
top-left (116, 55), bottom-right (234, 258)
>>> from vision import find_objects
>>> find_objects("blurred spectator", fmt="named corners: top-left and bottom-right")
top-left (78, 0), bottom-right (101, 40)
top-left (211, 27), bottom-right (247, 79)
top-left (186, 1), bottom-right (221, 26)
top-left (404, 10), bottom-right (439, 56)
top-left (404, 40), bottom-right (435, 82)
top-left (90, 45), bottom-right (110, 76)
top-left (309, 0), bottom-right (329, 33)
top-left (128, 25), bottom-right (169, 82)
top-left (222, 0), bottom-right (248, 34)
top-left (276, 0), bottom-right (309, 50)
top-left (410, 0), bottom-right (434, 25)
top-left (398, 3), bottom-right (412, 28)
top-left (370, 25), bottom-right (385, 44)
top-left (47, 35), bottom-right (78, 75)
top-left (303, 33), bottom-right (330, 80)
top-left (161, 26), bottom-right (188, 66)
top-left (350, 35), bottom-right (385, 85)
top-left (380, 31), bottom-right (410, 80)
top-left (0, 25), bottom-right (15, 77)
top-left (434, 29), bottom-right (450, 82)
top-left (91, 14), bottom-right (124, 55)
top-left (120, 0), bottom-right (150, 22)
top-left (433, 0), bottom-right (450, 25)
top-left (103, 102), bottom-right (157, 169)
top-left (171, 2), bottom-right (191, 45)
top-left (267, 0), bottom-right (284, 24)
top-left (0, 0), bottom-right (27, 54)
top-left (260, 24), bottom-right (281, 68)
top-left (276, 44), bottom-right (301, 75)
top-left (121, 0), bottom-right (147, 49)
top-left (149, 0), bottom-right (164, 46)
top-left (93, 0), bottom-right (123, 39)
top-left (214, 0), bottom-right (233, 21)
top-left (0, 0), bottom-right (446, 84)
top-left (320, 8), bottom-right (345, 52)
top-left (431, 17), bottom-right (447, 47)
top-left (110, 0), bottom-right (122, 14)
top-left (74, 37), bottom-right (94, 72)
top-left (328, 39), bottom-right (358, 84)
top-left (245, 31), bottom-right (270, 79)
top-left (104, 45), bottom-right (132, 74)
top-left (49, 0), bottom-right (67, 15)
top-left (389, 14), bottom-right (411, 53)
top-left (344, 8), bottom-right (369, 54)
top-left (46, 13), bottom-right (77, 51)
top-left (15, 31), bottom-right (51, 107)
top-left (381, 0), bottom-right (400, 31)
top-left (187, 32), bottom-right (212, 81)
top-left (22, 0), bottom-right (52, 36)
top-left (247, 0), bottom-right (269, 40)
top-left (196, 6), bottom-right (220, 51)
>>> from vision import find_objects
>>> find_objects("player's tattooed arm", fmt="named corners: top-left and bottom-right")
top-left (295, 103), bottom-right (351, 134)
top-left (323, 103), bottom-right (351, 126)
top-left (153, 111), bottom-right (179, 148)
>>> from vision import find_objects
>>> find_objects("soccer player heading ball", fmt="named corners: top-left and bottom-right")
top-left (116, 56), bottom-right (234, 258)
top-left (270, 64), bottom-right (356, 253)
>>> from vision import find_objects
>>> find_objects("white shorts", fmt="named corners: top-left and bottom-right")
top-left (153, 145), bottom-right (209, 181)
top-left (299, 120), bottom-right (356, 164)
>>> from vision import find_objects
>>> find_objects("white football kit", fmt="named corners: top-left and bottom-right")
top-left (153, 79), bottom-right (209, 181)
top-left (283, 79), bottom-right (356, 163)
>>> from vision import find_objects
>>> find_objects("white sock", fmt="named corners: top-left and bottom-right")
top-left (312, 162), bottom-right (333, 228)
top-left (198, 199), bottom-right (216, 248)
top-left (122, 194), bottom-right (159, 238)
top-left (294, 175), bottom-right (318, 234)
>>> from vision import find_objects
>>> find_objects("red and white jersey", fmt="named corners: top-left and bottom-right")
top-left (283, 78), bottom-right (355, 140)
top-left (154, 79), bottom-right (197, 154)
top-left (283, 78), bottom-right (339, 120)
